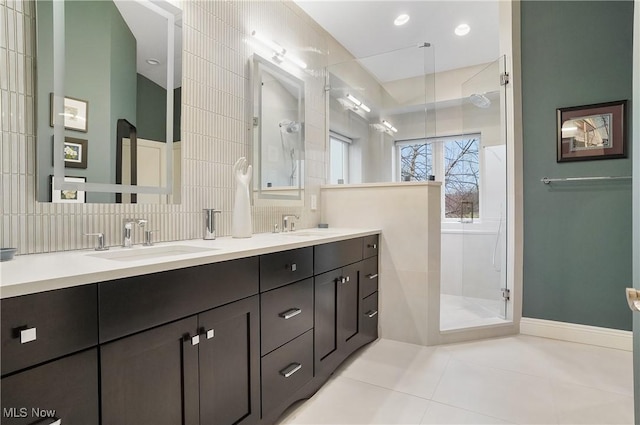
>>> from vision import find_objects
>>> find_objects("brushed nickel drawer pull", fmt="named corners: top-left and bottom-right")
top-left (365, 310), bottom-right (378, 318)
top-left (206, 329), bottom-right (215, 339)
top-left (280, 308), bottom-right (302, 320)
top-left (368, 243), bottom-right (377, 249)
top-left (290, 263), bottom-right (297, 272)
top-left (20, 327), bottom-right (37, 344)
top-left (280, 363), bottom-right (302, 378)
top-left (191, 334), bottom-right (200, 346)
top-left (367, 273), bottom-right (379, 280)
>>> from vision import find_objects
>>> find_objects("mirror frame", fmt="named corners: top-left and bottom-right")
top-left (252, 54), bottom-right (305, 202)
top-left (49, 0), bottom-right (177, 197)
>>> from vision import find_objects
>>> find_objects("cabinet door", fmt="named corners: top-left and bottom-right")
top-left (198, 296), bottom-right (260, 425)
top-left (339, 263), bottom-right (360, 347)
top-left (100, 316), bottom-right (199, 425)
top-left (1, 349), bottom-right (99, 425)
top-left (314, 269), bottom-right (342, 377)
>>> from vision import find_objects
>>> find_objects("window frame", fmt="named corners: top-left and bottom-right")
top-left (395, 133), bottom-right (483, 223)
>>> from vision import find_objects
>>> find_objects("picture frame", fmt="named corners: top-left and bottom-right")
top-left (60, 137), bottom-right (88, 169)
top-left (50, 94), bottom-right (89, 132)
top-left (50, 175), bottom-right (86, 203)
top-left (557, 100), bottom-right (627, 162)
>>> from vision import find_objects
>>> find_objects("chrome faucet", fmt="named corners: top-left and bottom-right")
top-left (123, 218), bottom-right (148, 248)
top-left (281, 214), bottom-right (299, 232)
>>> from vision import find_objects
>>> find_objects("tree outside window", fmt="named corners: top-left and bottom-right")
top-left (397, 135), bottom-right (480, 221)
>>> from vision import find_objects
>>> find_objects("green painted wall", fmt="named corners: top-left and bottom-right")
top-left (136, 75), bottom-right (182, 142)
top-left (137, 74), bottom-right (166, 142)
top-left (521, 1), bottom-right (634, 330)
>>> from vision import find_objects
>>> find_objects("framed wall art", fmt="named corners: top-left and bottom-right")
top-left (557, 100), bottom-right (627, 162)
top-left (50, 175), bottom-right (86, 203)
top-left (50, 94), bottom-right (89, 132)
top-left (62, 137), bottom-right (88, 169)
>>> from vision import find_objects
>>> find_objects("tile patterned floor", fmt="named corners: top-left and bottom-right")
top-left (277, 336), bottom-right (634, 425)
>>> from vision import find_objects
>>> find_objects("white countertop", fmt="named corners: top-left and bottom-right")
top-left (0, 228), bottom-right (380, 299)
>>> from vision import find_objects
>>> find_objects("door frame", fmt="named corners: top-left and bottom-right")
top-left (631, 0), bottom-right (639, 418)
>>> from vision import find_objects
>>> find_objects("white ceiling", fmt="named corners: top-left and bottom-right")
top-left (114, 0), bottom-right (183, 89)
top-left (294, 0), bottom-right (500, 82)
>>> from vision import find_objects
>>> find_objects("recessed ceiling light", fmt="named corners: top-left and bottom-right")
top-left (394, 14), bottom-right (410, 26)
top-left (146, 58), bottom-right (160, 65)
top-left (455, 23), bottom-right (471, 36)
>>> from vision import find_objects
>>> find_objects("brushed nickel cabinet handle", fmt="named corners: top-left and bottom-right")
top-left (279, 308), bottom-right (302, 320)
top-left (191, 335), bottom-right (200, 346)
top-left (280, 363), bottom-right (302, 378)
top-left (365, 310), bottom-right (378, 318)
top-left (290, 263), bottom-right (297, 272)
top-left (206, 329), bottom-right (215, 339)
top-left (368, 243), bottom-right (377, 249)
top-left (367, 273), bottom-right (379, 280)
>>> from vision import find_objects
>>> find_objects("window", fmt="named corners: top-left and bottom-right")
top-left (443, 138), bottom-right (479, 220)
top-left (399, 142), bottom-right (432, 181)
top-left (396, 134), bottom-right (481, 221)
top-left (329, 133), bottom-right (351, 184)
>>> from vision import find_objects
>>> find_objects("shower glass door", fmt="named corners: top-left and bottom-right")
top-left (459, 55), bottom-right (508, 322)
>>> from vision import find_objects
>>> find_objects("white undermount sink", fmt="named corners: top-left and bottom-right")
top-left (88, 245), bottom-right (218, 262)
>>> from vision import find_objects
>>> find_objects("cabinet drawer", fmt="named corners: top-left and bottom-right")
top-left (99, 257), bottom-right (259, 343)
top-left (360, 256), bottom-right (379, 299)
top-left (360, 292), bottom-right (379, 345)
top-left (260, 247), bottom-right (313, 292)
top-left (261, 279), bottom-right (313, 355)
top-left (315, 238), bottom-right (363, 274)
top-left (261, 330), bottom-right (313, 417)
top-left (1, 348), bottom-right (99, 425)
top-left (1, 285), bottom-right (98, 376)
top-left (363, 234), bottom-right (379, 259)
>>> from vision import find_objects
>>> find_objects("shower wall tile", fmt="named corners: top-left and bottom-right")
top-left (1, 0), bottom-right (333, 255)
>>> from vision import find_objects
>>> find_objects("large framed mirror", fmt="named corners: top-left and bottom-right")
top-left (252, 54), bottom-right (305, 202)
top-left (36, 0), bottom-right (182, 204)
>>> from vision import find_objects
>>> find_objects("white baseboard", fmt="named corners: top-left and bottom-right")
top-left (519, 318), bottom-right (632, 351)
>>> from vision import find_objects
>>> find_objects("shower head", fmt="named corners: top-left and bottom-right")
top-left (469, 93), bottom-right (491, 109)
top-left (279, 120), bottom-right (301, 134)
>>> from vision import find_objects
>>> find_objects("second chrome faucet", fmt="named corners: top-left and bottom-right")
top-left (123, 218), bottom-right (148, 247)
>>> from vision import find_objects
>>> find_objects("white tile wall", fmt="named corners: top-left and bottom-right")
top-left (1, 0), bottom-right (331, 254)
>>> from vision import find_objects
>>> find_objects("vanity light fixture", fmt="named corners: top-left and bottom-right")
top-left (455, 23), bottom-right (471, 36)
top-left (394, 14), bottom-right (410, 26)
top-left (251, 30), bottom-right (307, 69)
top-left (382, 120), bottom-right (398, 133)
top-left (146, 58), bottom-right (160, 65)
top-left (345, 94), bottom-right (371, 113)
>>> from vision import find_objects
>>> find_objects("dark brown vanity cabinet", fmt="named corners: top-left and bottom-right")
top-left (259, 248), bottom-right (315, 421)
top-left (1, 234), bottom-right (379, 425)
top-left (1, 285), bottom-right (100, 425)
top-left (1, 349), bottom-right (99, 425)
top-left (314, 235), bottom-right (380, 379)
top-left (101, 296), bottom-right (260, 425)
top-left (99, 258), bottom-right (261, 425)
